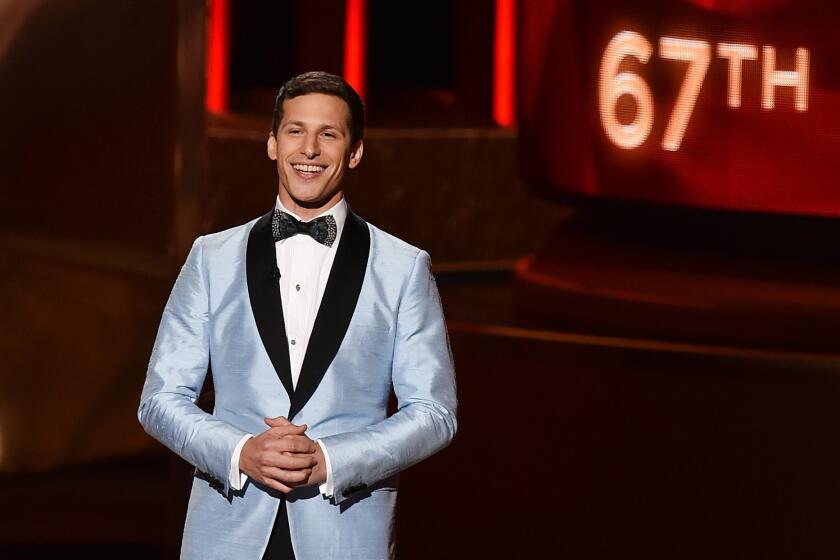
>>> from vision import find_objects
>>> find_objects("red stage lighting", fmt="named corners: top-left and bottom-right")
top-left (344, 0), bottom-right (367, 99)
top-left (206, 0), bottom-right (229, 113)
top-left (494, 0), bottom-right (516, 127)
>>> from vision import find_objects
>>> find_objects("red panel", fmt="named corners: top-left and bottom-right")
top-left (206, 0), bottom-right (229, 113)
top-left (518, 0), bottom-right (840, 217)
top-left (494, 0), bottom-right (516, 127)
top-left (344, 0), bottom-right (367, 99)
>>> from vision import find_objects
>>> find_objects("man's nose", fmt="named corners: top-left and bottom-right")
top-left (302, 136), bottom-right (320, 158)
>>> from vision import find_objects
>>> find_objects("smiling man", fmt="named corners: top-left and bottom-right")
top-left (138, 71), bottom-right (457, 560)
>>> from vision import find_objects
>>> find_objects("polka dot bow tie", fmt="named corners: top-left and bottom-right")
top-left (271, 210), bottom-right (337, 247)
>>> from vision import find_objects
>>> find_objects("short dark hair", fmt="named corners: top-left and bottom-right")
top-left (271, 71), bottom-right (365, 145)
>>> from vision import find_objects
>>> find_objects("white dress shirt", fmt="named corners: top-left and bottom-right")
top-left (228, 196), bottom-right (346, 496)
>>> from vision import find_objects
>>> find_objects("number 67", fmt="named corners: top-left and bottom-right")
top-left (599, 31), bottom-right (710, 151)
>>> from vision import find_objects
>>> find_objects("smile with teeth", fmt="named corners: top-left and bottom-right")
top-left (292, 163), bottom-right (327, 176)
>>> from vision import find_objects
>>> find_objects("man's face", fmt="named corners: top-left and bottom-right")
top-left (267, 93), bottom-right (363, 215)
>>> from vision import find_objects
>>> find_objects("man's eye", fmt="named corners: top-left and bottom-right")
top-left (288, 129), bottom-right (302, 135)
top-left (321, 131), bottom-right (336, 138)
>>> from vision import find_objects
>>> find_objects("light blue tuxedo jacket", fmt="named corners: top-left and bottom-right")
top-left (138, 209), bottom-right (458, 559)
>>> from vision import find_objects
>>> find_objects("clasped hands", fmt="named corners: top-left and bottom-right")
top-left (239, 416), bottom-right (326, 493)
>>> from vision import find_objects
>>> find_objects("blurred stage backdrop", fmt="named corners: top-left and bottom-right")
top-left (2, 1), bottom-right (840, 558)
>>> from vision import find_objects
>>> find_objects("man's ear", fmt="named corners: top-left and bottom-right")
top-left (267, 133), bottom-right (278, 161)
top-left (348, 140), bottom-right (364, 169)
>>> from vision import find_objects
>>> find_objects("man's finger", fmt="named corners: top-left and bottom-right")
top-left (262, 436), bottom-right (317, 454)
top-left (260, 477), bottom-right (293, 494)
top-left (264, 416), bottom-right (293, 427)
top-left (264, 424), bottom-right (308, 438)
top-left (263, 452), bottom-right (317, 470)
top-left (262, 466), bottom-right (312, 486)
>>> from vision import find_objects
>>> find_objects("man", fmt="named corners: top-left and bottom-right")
top-left (138, 71), bottom-right (457, 560)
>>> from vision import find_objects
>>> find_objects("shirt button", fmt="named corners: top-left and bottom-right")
top-left (290, 339), bottom-right (296, 345)
top-left (296, 284), bottom-right (301, 291)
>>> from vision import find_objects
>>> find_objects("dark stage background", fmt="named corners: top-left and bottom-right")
top-left (2, 1), bottom-right (840, 559)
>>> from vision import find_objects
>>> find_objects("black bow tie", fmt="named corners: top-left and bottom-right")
top-left (271, 210), bottom-right (337, 247)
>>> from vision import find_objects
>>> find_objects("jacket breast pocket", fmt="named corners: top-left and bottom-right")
top-left (340, 323), bottom-right (394, 370)
top-left (344, 322), bottom-right (393, 346)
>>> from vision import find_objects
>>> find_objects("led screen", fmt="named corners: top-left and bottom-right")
top-left (518, 0), bottom-right (840, 216)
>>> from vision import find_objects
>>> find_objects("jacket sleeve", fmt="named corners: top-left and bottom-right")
top-left (137, 236), bottom-right (248, 495)
top-left (318, 249), bottom-right (458, 503)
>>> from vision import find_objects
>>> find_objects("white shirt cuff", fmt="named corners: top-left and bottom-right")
top-left (229, 434), bottom-right (253, 490)
top-left (316, 439), bottom-right (334, 497)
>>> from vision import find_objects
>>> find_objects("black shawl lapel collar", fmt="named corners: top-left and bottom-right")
top-left (246, 209), bottom-right (295, 398)
top-left (288, 211), bottom-right (370, 421)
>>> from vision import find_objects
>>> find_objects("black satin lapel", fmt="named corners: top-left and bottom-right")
top-left (288, 212), bottom-right (370, 421)
top-left (246, 210), bottom-right (294, 398)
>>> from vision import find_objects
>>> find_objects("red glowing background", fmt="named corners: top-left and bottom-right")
top-left (518, 0), bottom-right (840, 217)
